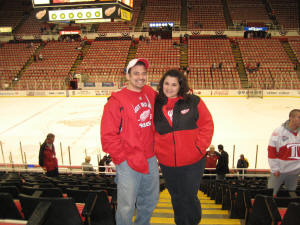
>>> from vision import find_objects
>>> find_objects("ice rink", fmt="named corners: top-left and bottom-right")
top-left (0, 96), bottom-right (298, 169)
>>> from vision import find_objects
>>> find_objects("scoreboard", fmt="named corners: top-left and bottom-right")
top-left (33, 0), bottom-right (133, 22)
top-left (33, 0), bottom-right (133, 8)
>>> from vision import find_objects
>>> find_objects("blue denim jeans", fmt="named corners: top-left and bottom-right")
top-left (115, 156), bottom-right (159, 225)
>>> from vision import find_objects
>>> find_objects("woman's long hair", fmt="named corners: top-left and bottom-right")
top-left (157, 69), bottom-right (190, 100)
top-left (44, 133), bottom-right (55, 144)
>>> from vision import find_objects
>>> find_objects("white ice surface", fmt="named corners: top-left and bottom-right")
top-left (0, 96), bottom-right (298, 169)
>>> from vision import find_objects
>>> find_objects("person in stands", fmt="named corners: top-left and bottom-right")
top-left (101, 58), bottom-right (159, 225)
top-left (154, 69), bottom-right (214, 225)
top-left (268, 109), bottom-right (300, 196)
top-left (215, 144), bottom-right (229, 180)
top-left (39, 133), bottom-right (58, 177)
top-left (81, 156), bottom-right (94, 172)
top-left (205, 145), bottom-right (220, 175)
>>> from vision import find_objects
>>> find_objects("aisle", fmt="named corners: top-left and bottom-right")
top-left (149, 189), bottom-right (241, 225)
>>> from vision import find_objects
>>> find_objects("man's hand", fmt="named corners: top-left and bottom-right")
top-left (273, 171), bottom-right (280, 177)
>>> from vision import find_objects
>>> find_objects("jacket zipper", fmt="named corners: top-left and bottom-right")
top-left (172, 128), bottom-right (177, 166)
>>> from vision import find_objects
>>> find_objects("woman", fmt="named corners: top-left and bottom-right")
top-left (38, 133), bottom-right (59, 177)
top-left (154, 70), bottom-right (214, 225)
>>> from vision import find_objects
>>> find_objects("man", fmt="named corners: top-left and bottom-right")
top-left (205, 145), bottom-right (219, 174)
top-left (101, 58), bottom-right (159, 225)
top-left (215, 144), bottom-right (229, 180)
top-left (268, 109), bottom-right (300, 196)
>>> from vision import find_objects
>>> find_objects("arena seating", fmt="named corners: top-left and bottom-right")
top-left (188, 39), bottom-right (241, 89)
top-left (200, 177), bottom-right (300, 225)
top-left (0, 42), bottom-right (40, 88)
top-left (289, 40), bottom-right (300, 62)
top-left (135, 39), bottom-right (180, 82)
top-left (143, 0), bottom-right (181, 28)
top-left (76, 39), bottom-right (131, 83)
top-left (15, 12), bottom-right (50, 36)
top-left (0, 0), bottom-right (30, 30)
top-left (187, 0), bottom-right (227, 30)
top-left (0, 172), bottom-right (116, 224)
top-left (238, 39), bottom-right (300, 89)
top-left (16, 41), bottom-right (80, 90)
top-left (227, 0), bottom-right (271, 24)
top-left (269, 0), bottom-right (299, 29)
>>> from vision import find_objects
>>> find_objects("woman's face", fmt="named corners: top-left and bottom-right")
top-left (46, 137), bottom-right (55, 144)
top-left (163, 76), bottom-right (180, 98)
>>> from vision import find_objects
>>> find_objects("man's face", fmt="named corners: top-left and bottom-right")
top-left (209, 147), bottom-right (215, 153)
top-left (126, 65), bottom-right (147, 92)
top-left (291, 112), bottom-right (300, 129)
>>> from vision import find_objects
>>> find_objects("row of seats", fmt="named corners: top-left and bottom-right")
top-left (187, 0), bottom-right (227, 30)
top-left (227, 0), bottom-right (271, 23)
top-left (1, 38), bottom-right (300, 90)
top-left (0, 172), bottom-right (116, 224)
top-left (200, 176), bottom-right (300, 225)
top-left (1, 0), bottom-right (299, 36)
top-left (269, 0), bottom-right (299, 29)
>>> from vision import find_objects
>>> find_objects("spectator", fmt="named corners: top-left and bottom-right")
top-left (216, 144), bottom-right (229, 180)
top-left (268, 109), bottom-right (300, 196)
top-left (38, 133), bottom-right (58, 177)
top-left (237, 154), bottom-right (249, 175)
top-left (205, 145), bottom-right (220, 174)
top-left (104, 155), bottom-right (115, 173)
top-left (212, 62), bottom-right (217, 70)
top-left (101, 58), bottom-right (159, 225)
top-left (219, 62), bottom-right (223, 70)
top-left (38, 54), bottom-right (43, 61)
top-left (154, 69), bottom-right (214, 225)
top-left (173, 41), bottom-right (178, 48)
top-left (98, 155), bottom-right (107, 174)
top-left (81, 156), bottom-right (94, 172)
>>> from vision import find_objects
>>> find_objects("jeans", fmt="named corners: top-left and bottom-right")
top-left (115, 156), bottom-right (159, 225)
top-left (160, 157), bottom-right (206, 225)
top-left (268, 171), bottom-right (300, 196)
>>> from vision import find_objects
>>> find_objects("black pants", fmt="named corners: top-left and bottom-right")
top-left (46, 168), bottom-right (59, 177)
top-left (160, 157), bottom-right (206, 225)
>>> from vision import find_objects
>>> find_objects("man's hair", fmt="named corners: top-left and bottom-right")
top-left (218, 144), bottom-right (224, 151)
top-left (289, 109), bottom-right (300, 118)
top-left (157, 69), bottom-right (190, 100)
top-left (128, 61), bottom-right (146, 74)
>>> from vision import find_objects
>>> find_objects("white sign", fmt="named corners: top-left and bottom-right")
top-left (33, 0), bottom-right (50, 5)
top-left (49, 8), bottom-right (103, 21)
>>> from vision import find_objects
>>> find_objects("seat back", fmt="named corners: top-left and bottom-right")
top-left (248, 194), bottom-right (281, 225)
top-left (274, 197), bottom-right (300, 208)
top-left (281, 202), bottom-right (300, 225)
top-left (19, 193), bottom-right (83, 225)
top-left (0, 186), bottom-right (20, 198)
top-left (82, 190), bottom-right (115, 225)
top-left (0, 192), bottom-right (23, 219)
